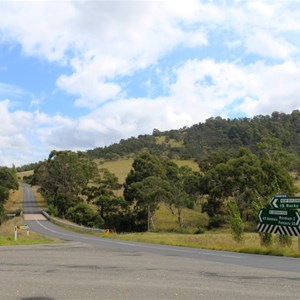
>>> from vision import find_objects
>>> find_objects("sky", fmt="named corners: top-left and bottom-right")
top-left (1, 0), bottom-right (300, 167)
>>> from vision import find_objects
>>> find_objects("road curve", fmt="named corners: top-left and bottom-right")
top-left (22, 184), bottom-right (300, 274)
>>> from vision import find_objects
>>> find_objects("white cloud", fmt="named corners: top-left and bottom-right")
top-left (0, 99), bottom-right (73, 166)
top-left (245, 31), bottom-right (297, 59)
top-left (1, 1), bottom-right (300, 166)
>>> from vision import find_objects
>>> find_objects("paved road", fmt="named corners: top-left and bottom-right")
top-left (1, 184), bottom-right (298, 299)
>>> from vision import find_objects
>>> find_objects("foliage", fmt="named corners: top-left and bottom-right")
top-left (67, 202), bottom-right (103, 228)
top-left (85, 110), bottom-right (300, 167)
top-left (228, 200), bottom-right (244, 241)
top-left (35, 150), bottom-right (98, 217)
top-left (277, 235), bottom-right (292, 248)
top-left (0, 166), bottom-right (19, 223)
top-left (202, 142), bottom-right (296, 225)
top-left (123, 152), bottom-right (202, 231)
top-left (259, 233), bottom-right (273, 247)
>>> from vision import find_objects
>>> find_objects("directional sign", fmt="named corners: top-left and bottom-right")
top-left (270, 196), bottom-right (300, 209)
top-left (258, 208), bottom-right (300, 227)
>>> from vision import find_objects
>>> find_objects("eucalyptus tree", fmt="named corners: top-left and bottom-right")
top-left (35, 150), bottom-right (98, 217)
top-left (163, 161), bottom-right (200, 228)
top-left (124, 151), bottom-right (166, 231)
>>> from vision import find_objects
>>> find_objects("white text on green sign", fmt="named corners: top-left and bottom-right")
top-left (271, 196), bottom-right (300, 209)
top-left (258, 209), bottom-right (300, 227)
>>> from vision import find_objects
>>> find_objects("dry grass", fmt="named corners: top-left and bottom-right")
top-left (17, 170), bottom-right (33, 181)
top-left (172, 159), bottom-right (199, 171)
top-left (98, 158), bottom-right (134, 184)
top-left (31, 185), bottom-right (47, 209)
top-left (108, 231), bottom-right (300, 257)
top-left (4, 186), bottom-right (23, 212)
top-left (153, 203), bottom-right (208, 232)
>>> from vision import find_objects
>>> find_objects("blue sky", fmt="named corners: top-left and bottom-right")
top-left (1, 0), bottom-right (300, 166)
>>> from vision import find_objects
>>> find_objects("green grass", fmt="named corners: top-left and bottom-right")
top-left (0, 217), bottom-right (60, 246)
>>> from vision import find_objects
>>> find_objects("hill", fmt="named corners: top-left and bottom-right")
top-left (87, 110), bottom-right (300, 165)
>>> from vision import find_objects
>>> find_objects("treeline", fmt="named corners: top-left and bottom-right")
top-left (0, 166), bottom-right (19, 224)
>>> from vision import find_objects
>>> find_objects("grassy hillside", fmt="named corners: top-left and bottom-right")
top-left (99, 158), bottom-right (199, 185)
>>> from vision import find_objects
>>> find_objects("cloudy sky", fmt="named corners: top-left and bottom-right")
top-left (1, 0), bottom-right (300, 166)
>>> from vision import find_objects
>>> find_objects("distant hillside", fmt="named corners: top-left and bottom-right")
top-left (17, 110), bottom-right (300, 172)
top-left (87, 110), bottom-right (300, 163)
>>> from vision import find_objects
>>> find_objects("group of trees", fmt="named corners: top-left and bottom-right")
top-left (33, 150), bottom-right (201, 232)
top-left (202, 138), bottom-right (296, 229)
top-left (0, 166), bottom-right (19, 224)
top-left (34, 150), bottom-right (102, 226)
top-left (32, 134), bottom-right (298, 234)
top-left (124, 152), bottom-right (200, 231)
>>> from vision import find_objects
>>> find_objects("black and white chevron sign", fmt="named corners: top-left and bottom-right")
top-left (257, 223), bottom-right (300, 236)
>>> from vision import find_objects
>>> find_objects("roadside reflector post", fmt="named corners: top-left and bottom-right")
top-left (26, 229), bottom-right (30, 238)
top-left (298, 236), bottom-right (300, 252)
top-left (14, 226), bottom-right (18, 241)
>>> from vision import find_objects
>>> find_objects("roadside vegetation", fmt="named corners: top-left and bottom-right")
top-left (10, 111), bottom-right (300, 256)
top-left (0, 217), bottom-right (59, 246)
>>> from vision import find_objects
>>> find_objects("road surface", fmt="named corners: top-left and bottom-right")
top-left (0, 184), bottom-right (299, 299)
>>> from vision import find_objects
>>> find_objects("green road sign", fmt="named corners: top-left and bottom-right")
top-left (271, 196), bottom-right (300, 209)
top-left (258, 208), bottom-right (300, 227)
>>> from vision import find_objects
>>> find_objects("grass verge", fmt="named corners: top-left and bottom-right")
top-left (106, 231), bottom-right (300, 258)
top-left (0, 217), bottom-right (60, 246)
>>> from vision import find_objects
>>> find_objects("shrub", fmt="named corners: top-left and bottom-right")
top-left (67, 202), bottom-right (104, 228)
top-left (208, 215), bottom-right (226, 229)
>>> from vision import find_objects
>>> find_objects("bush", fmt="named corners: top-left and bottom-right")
top-left (228, 201), bottom-right (244, 242)
top-left (259, 232), bottom-right (273, 247)
top-left (278, 235), bottom-right (292, 248)
top-left (208, 215), bottom-right (226, 229)
top-left (67, 202), bottom-right (104, 228)
top-left (194, 226), bottom-right (205, 234)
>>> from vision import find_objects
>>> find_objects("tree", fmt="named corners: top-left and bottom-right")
top-left (131, 176), bottom-right (170, 230)
top-left (123, 152), bottom-right (166, 231)
top-left (124, 151), bottom-right (166, 202)
top-left (228, 200), bottom-right (244, 242)
top-left (164, 162), bottom-right (198, 228)
top-left (35, 150), bottom-right (98, 217)
top-left (0, 166), bottom-right (19, 191)
top-left (0, 166), bottom-right (19, 224)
